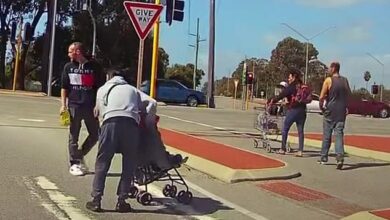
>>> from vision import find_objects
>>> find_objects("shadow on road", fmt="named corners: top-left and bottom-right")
top-left (97, 192), bottom-right (231, 216)
top-left (341, 162), bottom-right (390, 170)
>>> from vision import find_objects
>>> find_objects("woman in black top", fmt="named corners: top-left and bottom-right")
top-left (269, 68), bottom-right (307, 156)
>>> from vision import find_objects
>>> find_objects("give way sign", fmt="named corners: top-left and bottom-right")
top-left (123, 1), bottom-right (163, 40)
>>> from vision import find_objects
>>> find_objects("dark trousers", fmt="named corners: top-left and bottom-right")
top-left (91, 117), bottom-right (139, 201)
top-left (68, 106), bottom-right (99, 165)
top-left (281, 108), bottom-right (307, 151)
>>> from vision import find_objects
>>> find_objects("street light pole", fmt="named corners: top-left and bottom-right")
top-left (47, 0), bottom-right (58, 96)
top-left (207, 0), bottom-right (215, 108)
top-left (281, 23), bottom-right (335, 84)
top-left (366, 52), bottom-right (385, 102)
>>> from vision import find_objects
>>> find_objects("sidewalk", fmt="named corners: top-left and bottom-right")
top-left (343, 208), bottom-right (390, 220)
top-left (160, 128), bottom-right (301, 183)
top-left (0, 89), bottom-right (46, 97)
top-left (270, 133), bottom-right (390, 162)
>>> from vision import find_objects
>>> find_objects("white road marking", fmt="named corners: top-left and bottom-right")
top-left (185, 180), bottom-right (269, 220)
top-left (18, 118), bottom-right (46, 122)
top-left (33, 176), bottom-right (92, 220)
top-left (146, 182), bottom-right (268, 220)
top-left (23, 177), bottom-right (69, 220)
top-left (159, 114), bottom-right (255, 138)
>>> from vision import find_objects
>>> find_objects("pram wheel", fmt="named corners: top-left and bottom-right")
top-left (177, 190), bottom-right (193, 204)
top-left (169, 185), bottom-right (177, 198)
top-left (162, 184), bottom-right (177, 198)
top-left (138, 192), bottom-right (153, 206)
top-left (162, 184), bottom-right (171, 197)
top-left (129, 186), bottom-right (138, 199)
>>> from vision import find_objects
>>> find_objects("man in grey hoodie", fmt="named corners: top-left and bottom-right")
top-left (86, 69), bottom-right (154, 212)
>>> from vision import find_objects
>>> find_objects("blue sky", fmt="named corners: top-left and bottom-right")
top-left (159, 0), bottom-right (390, 89)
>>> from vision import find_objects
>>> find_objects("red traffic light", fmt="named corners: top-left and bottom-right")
top-left (246, 72), bottom-right (254, 84)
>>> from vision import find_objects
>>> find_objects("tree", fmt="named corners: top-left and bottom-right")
top-left (267, 37), bottom-right (320, 80)
top-left (364, 71), bottom-right (371, 91)
top-left (165, 63), bottom-right (205, 89)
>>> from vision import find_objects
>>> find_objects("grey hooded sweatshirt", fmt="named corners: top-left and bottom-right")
top-left (96, 76), bottom-right (151, 123)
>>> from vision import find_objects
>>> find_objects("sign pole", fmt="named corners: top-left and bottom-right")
top-left (234, 79), bottom-right (239, 109)
top-left (137, 39), bottom-right (145, 89)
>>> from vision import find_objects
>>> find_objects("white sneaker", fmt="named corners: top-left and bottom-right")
top-left (69, 164), bottom-right (85, 176)
top-left (80, 159), bottom-right (89, 173)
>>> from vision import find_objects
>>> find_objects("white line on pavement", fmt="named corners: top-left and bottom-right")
top-left (185, 180), bottom-right (269, 220)
top-left (18, 118), bottom-right (46, 122)
top-left (35, 176), bottom-right (92, 220)
top-left (159, 114), bottom-right (256, 139)
top-left (23, 177), bottom-right (69, 220)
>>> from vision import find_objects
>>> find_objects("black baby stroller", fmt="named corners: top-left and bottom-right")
top-left (129, 115), bottom-right (192, 205)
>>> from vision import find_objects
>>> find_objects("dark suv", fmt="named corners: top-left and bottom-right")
top-left (141, 79), bottom-right (206, 107)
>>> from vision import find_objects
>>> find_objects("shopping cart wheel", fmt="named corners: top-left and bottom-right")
top-left (140, 192), bottom-right (153, 206)
top-left (129, 186), bottom-right (138, 199)
top-left (254, 140), bottom-right (258, 148)
top-left (266, 144), bottom-right (272, 153)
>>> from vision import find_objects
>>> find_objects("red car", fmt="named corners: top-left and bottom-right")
top-left (348, 98), bottom-right (390, 118)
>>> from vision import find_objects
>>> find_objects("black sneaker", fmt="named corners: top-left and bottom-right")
top-left (86, 199), bottom-right (102, 212)
top-left (336, 160), bottom-right (344, 170)
top-left (115, 201), bottom-right (131, 213)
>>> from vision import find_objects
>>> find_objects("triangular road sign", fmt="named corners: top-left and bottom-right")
top-left (123, 1), bottom-right (163, 40)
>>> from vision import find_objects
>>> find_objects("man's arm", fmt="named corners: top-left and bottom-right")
top-left (319, 77), bottom-right (331, 110)
top-left (60, 65), bottom-right (70, 113)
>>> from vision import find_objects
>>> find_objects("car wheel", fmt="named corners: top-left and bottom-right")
top-left (378, 108), bottom-right (389, 118)
top-left (187, 96), bottom-right (198, 107)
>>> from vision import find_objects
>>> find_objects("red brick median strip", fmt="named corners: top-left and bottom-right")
top-left (160, 128), bottom-right (284, 170)
top-left (259, 181), bottom-right (366, 217)
top-left (293, 133), bottom-right (390, 153)
top-left (259, 181), bottom-right (332, 201)
top-left (371, 209), bottom-right (390, 219)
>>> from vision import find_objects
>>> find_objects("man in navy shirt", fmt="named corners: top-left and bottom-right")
top-left (60, 42), bottom-right (103, 176)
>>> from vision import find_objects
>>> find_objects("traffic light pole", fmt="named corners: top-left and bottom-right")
top-left (150, 0), bottom-right (161, 98)
top-left (207, 0), bottom-right (215, 108)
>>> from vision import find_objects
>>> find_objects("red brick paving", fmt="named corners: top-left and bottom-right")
top-left (258, 181), bottom-right (332, 201)
top-left (258, 181), bottom-right (366, 217)
top-left (160, 128), bottom-right (285, 169)
top-left (371, 209), bottom-right (390, 219)
top-left (292, 133), bottom-right (390, 153)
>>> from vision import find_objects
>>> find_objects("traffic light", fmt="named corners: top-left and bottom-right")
top-left (166, 0), bottom-right (185, 26)
top-left (10, 22), bottom-right (17, 43)
top-left (246, 72), bottom-right (254, 85)
top-left (372, 84), bottom-right (379, 95)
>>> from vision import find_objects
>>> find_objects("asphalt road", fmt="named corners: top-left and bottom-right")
top-left (0, 94), bottom-right (389, 220)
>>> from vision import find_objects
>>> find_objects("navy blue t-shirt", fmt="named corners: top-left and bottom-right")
top-left (61, 61), bottom-right (103, 108)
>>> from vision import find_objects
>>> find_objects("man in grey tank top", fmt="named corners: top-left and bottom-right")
top-left (319, 62), bottom-right (351, 169)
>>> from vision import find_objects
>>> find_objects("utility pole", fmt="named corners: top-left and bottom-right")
top-left (12, 18), bottom-right (23, 91)
top-left (189, 18), bottom-right (205, 90)
top-left (47, 0), bottom-right (58, 96)
top-left (207, 0), bottom-right (215, 108)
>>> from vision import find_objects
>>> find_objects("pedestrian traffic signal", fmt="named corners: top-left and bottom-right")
top-left (246, 72), bottom-right (254, 85)
top-left (372, 84), bottom-right (379, 95)
top-left (166, 0), bottom-right (185, 26)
